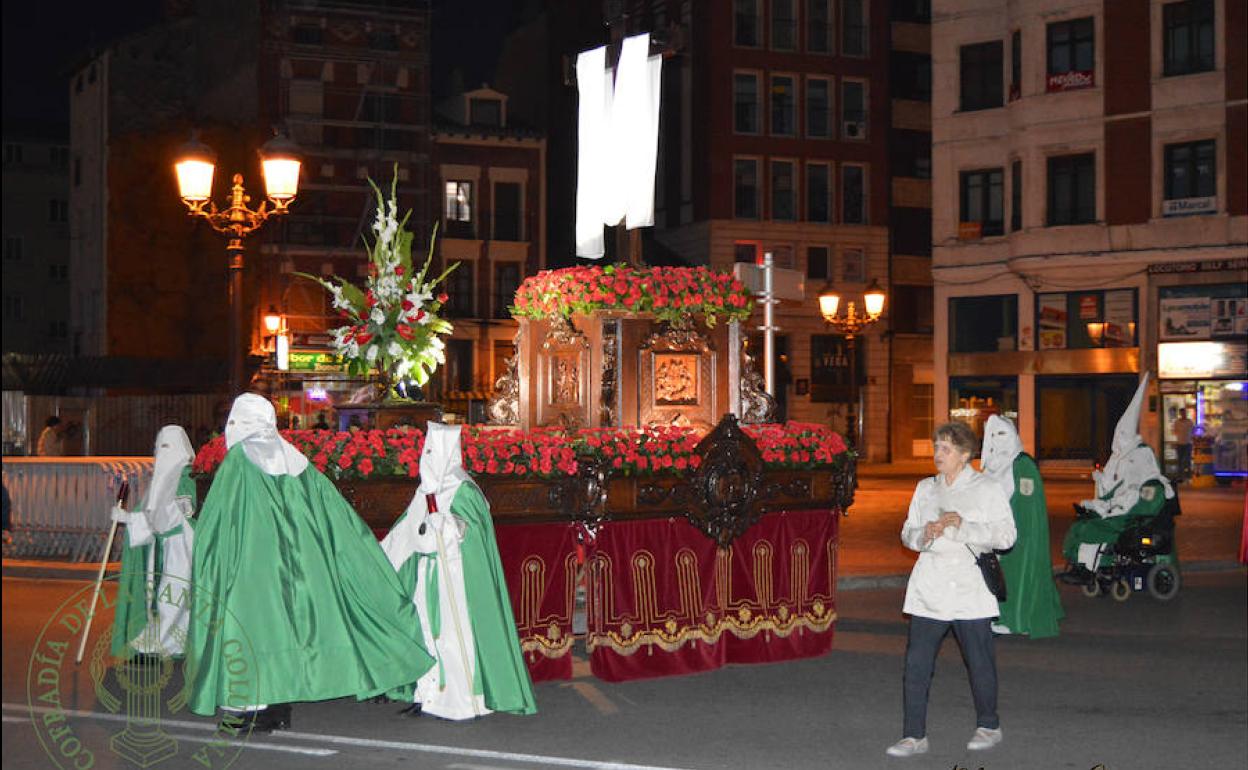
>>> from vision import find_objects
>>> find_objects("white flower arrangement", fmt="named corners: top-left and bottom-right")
top-left (299, 171), bottom-right (457, 390)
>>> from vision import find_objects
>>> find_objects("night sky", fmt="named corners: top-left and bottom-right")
top-left (2, 0), bottom-right (521, 129)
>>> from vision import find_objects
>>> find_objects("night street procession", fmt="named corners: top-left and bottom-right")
top-left (3, 1), bottom-right (1245, 768)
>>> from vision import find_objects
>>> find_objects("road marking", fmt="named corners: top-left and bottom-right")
top-left (0, 711), bottom-right (336, 757)
top-left (4, 703), bottom-right (694, 770)
top-left (562, 681), bottom-right (620, 714)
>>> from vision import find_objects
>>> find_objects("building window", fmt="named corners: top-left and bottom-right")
top-left (728, 155), bottom-right (758, 215)
top-left (769, 244), bottom-right (795, 269)
top-left (841, 79), bottom-right (867, 139)
top-left (770, 160), bottom-right (796, 221)
top-left (806, 77), bottom-right (831, 138)
top-left (807, 0), bottom-right (832, 54)
top-left (772, 0), bottom-right (796, 50)
top-left (444, 181), bottom-right (474, 238)
top-left (806, 162), bottom-right (831, 223)
top-left (3, 294), bottom-right (24, 322)
top-left (492, 263), bottom-right (522, 319)
top-left (49, 320), bottom-right (68, 339)
top-left (1037, 289), bottom-right (1137, 350)
top-left (891, 52), bottom-right (932, 102)
top-left (48, 199), bottom-right (68, 223)
top-left (892, 285), bottom-right (934, 335)
top-left (959, 168), bottom-right (1004, 237)
top-left (4, 236), bottom-right (21, 261)
top-left (734, 0), bottom-right (761, 47)
top-left (734, 241), bottom-right (761, 263)
top-left (811, 334), bottom-right (865, 403)
top-left (960, 41), bottom-right (1003, 111)
top-left (841, 248), bottom-right (866, 282)
top-left (469, 97), bottom-right (502, 126)
top-left (292, 24), bottom-right (323, 45)
top-left (50, 146), bottom-right (69, 169)
top-left (369, 28), bottom-right (399, 51)
top-left (1163, 139), bottom-right (1216, 216)
top-left (447, 339), bottom-right (474, 392)
top-left (1164, 0), bottom-right (1215, 76)
top-left (1010, 160), bottom-right (1022, 231)
top-left (1046, 17), bottom-right (1095, 92)
top-left (806, 245), bottom-right (830, 280)
top-left (949, 376), bottom-right (1019, 441)
top-left (842, 0), bottom-right (867, 56)
top-left (1035, 375), bottom-right (1138, 461)
top-left (892, 207), bottom-right (931, 256)
top-left (949, 294), bottom-right (1018, 353)
top-left (361, 92), bottom-right (400, 122)
top-left (493, 181), bottom-right (522, 240)
top-left (734, 73), bottom-right (760, 133)
top-left (841, 164), bottom-right (867, 224)
top-left (49, 263), bottom-right (68, 282)
top-left (1010, 29), bottom-right (1022, 100)
top-left (734, 158), bottom-right (760, 219)
top-left (1047, 153), bottom-right (1096, 225)
top-left (770, 75), bottom-right (796, 136)
top-left (445, 260), bottom-right (475, 318)
top-left (3, 143), bottom-right (21, 165)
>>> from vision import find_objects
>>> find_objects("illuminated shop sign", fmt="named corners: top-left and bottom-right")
top-left (1162, 196), bottom-right (1217, 217)
top-left (1158, 341), bottom-right (1248, 379)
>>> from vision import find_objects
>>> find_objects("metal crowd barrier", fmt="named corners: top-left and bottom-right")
top-left (2, 458), bottom-right (153, 562)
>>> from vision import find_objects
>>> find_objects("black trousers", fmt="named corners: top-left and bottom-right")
top-left (902, 615), bottom-right (999, 739)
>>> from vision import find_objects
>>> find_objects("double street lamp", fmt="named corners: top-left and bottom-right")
top-left (174, 132), bottom-right (301, 395)
top-left (818, 279), bottom-right (886, 449)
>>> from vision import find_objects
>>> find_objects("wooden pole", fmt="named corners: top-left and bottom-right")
top-left (77, 518), bottom-right (120, 664)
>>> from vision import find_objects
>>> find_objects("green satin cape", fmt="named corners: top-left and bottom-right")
top-left (996, 454), bottom-right (1063, 638)
top-left (186, 446), bottom-right (433, 716)
top-left (391, 482), bottom-right (537, 715)
top-left (110, 468), bottom-right (196, 658)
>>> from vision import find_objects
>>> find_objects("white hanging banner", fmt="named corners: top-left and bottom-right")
top-left (575, 45), bottom-right (610, 259)
top-left (575, 33), bottom-right (663, 258)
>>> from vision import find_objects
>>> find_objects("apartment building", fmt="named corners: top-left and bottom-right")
top-left (433, 85), bottom-right (547, 419)
top-left (2, 128), bottom-right (72, 356)
top-left (932, 0), bottom-right (1247, 476)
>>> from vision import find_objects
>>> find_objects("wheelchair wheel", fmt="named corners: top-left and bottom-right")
top-left (1080, 580), bottom-right (1101, 598)
top-left (1111, 578), bottom-right (1132, 602)
top-left (1146, 563), bottom-right (1181, 601)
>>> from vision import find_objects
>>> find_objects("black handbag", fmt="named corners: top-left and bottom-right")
top-left (968, 545), bottom-right (1008, 602)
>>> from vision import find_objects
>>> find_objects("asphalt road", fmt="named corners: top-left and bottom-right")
top-left (3, 569), bottom-right (1245, 770)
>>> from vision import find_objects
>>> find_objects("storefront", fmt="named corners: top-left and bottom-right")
top-left (948, 376), bottom-right (1018, 441)
top-left (1155, 282), bottom-right (1248, 481)
top-left (1034, 375), bottom-right (1138, 462)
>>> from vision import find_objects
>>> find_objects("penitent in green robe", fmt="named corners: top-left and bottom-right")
top-left (185, 446), bottom-right (434, 716)
top-left (389, 482), bottom-right (536, 715)
top-left (1062, 479), bottom-right (1168, 567)
top-left (110, 468), bottom-right (196, 658)
top-left (996, 454), bottom-right (1063, 638)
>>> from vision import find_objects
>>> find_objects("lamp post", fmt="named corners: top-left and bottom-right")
top-left (174, 132), bottom-right (301, 395)
top-left (817, 279), bottom-right (886, 450)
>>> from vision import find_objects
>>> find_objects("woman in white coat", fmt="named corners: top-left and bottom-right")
top-left (886, 421), bottom-right (1017, 758)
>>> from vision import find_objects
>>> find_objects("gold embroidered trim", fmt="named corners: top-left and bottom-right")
top-left (585, 606), bottom-right (838, 656)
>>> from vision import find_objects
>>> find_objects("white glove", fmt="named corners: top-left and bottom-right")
top-left (110, 505), bottom-right (130, 525)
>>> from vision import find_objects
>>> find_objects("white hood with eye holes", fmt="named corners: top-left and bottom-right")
top-left (224, 393), bottom-right (309, 476)
top-left (980, 414), bottom-right (1024, 499)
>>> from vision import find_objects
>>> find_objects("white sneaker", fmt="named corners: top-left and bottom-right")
top-left (990, 622), bottom-right (1011, 635)
top-left (967, 726), bottom-right (1003, 750)
top-left (885, 737), bottom-right (929, 757)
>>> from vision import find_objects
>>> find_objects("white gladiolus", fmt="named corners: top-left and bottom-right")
top-left (387, 340), bottom-right (403, 358)
top-left (366, 343), bottom-right (380, 363)
top-left (370, 307), bottom-right (386, 325)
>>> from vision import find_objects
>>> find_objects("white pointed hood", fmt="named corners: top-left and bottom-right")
top-left (417, 422), bottom-right (473, 497)
top-left (382, 422), bottom-right (474, 571)
top-left (145, 425), bottom-right (195, 519)
top-left (224, 393), bottom-right (308, 476)
top-left (1113, 373), bottom-right (1150, 455)
top-left (980, 414), bottom-right (1024, 498)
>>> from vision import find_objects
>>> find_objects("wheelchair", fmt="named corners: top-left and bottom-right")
top-left (1060, 485), bottom-right (1181, 602)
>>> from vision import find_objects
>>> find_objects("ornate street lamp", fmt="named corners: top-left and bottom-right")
top-left (817, 279), bottom-right (886, 449)
top-left (174, 131), bottom-right (301, 395)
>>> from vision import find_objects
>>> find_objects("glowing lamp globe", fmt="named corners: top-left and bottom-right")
top-left (260, 134), bottom-right (302, 202)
